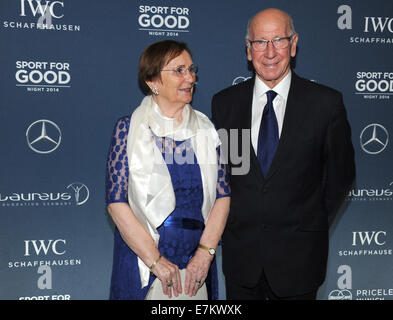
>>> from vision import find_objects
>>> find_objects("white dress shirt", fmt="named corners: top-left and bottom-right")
top-left (251, 71), bottom-right (292, 154)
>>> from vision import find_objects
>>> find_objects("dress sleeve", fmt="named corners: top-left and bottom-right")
top-left (216, 146), bottom-right (231, 199)
top-left (106, 116), bottom-right (130, 205)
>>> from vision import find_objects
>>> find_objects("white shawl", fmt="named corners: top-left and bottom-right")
top-left (126, 95), bottom-right (220, 288)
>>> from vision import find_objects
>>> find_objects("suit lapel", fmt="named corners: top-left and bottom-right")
top-left (237, 79), bottom-right (254, 130)
top-left (242, 78), bottom-right (266, 184)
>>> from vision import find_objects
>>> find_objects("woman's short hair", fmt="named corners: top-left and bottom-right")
top-left (138, 40), bottom-right (192, 94)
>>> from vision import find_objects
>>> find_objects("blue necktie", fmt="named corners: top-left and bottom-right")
top-left (257, 90), bottom-right (278, 178)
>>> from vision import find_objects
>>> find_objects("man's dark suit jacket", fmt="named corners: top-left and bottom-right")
top-left (211, 73), bottom-right (355, 297)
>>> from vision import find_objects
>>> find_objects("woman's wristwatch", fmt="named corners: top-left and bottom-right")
top-left (198, 243), bottom-right (216, 256)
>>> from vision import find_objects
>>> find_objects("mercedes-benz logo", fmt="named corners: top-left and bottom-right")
top-left (26, 120), bottom-right (62, 154)
top-left (360, 123), bottom-right (389, 155)
top-left (232, 76), bottom-right (251, 86)
top-left (66, 182), bottom-right (89, 206)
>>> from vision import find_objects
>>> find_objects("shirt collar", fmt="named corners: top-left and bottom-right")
top-left (254, 70), bottom-right (292, 100)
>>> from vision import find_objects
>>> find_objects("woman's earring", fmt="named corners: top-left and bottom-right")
top-left (152, 87), bottom-right (159, 95)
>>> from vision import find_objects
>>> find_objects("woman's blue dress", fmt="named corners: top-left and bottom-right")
top-left (106, 116), bottom-right (230, 300)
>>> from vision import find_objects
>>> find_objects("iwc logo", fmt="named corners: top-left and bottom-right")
top-left (2, 0), bottom-right (81, 32)
top-left (26, 119), bottom-right (61, 154)
top-left (360, 123), bottom-right (389, 154)
top-left (337, 5), bottom-right (393, 45)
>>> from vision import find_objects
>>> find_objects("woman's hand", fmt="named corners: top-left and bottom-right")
top-left (150, 255), bottom-right (182, 298)
top-left (183, 197), bottom-right (230, 297)
top-left (184, 248), bottom-right (213, 296)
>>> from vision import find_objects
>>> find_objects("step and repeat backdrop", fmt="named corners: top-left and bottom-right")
top-left (0, 0), bottom-right (392, 300)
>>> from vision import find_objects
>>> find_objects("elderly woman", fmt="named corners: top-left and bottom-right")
top-left (106, 40), bottom-right (230, 300)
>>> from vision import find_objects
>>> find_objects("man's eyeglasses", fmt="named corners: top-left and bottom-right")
top-left (248, 35), bottom-right (294, 51)
top-left (161, 65), bottom-right (198, 77)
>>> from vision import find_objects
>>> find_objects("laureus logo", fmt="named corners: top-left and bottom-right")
top-left (0, 183), bottom-right (89, 207)
top-left (347, 181), bottom-right (393, 202)
top-left (66, 182), bottom-right (89, 206)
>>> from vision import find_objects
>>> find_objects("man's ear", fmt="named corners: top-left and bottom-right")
top-left (290, 34), bottom-right (298, 58)
top-left (246, 40), bottom-right (252, 61)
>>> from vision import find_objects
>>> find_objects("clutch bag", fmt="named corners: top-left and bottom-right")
top-left (145, 269), bottom-right (207, 300)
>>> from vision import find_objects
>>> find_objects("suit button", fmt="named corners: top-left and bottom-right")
top-left (262, 188), bottom-right (268, 194)
top-left (260, 224), bottom-right (267, 230)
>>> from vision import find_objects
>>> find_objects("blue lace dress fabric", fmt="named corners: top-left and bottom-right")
top-left (106, 116), bottom-right (230, 300)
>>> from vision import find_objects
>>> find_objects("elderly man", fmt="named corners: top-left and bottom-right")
top-left (211, 8), bottom-right (355, 300)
